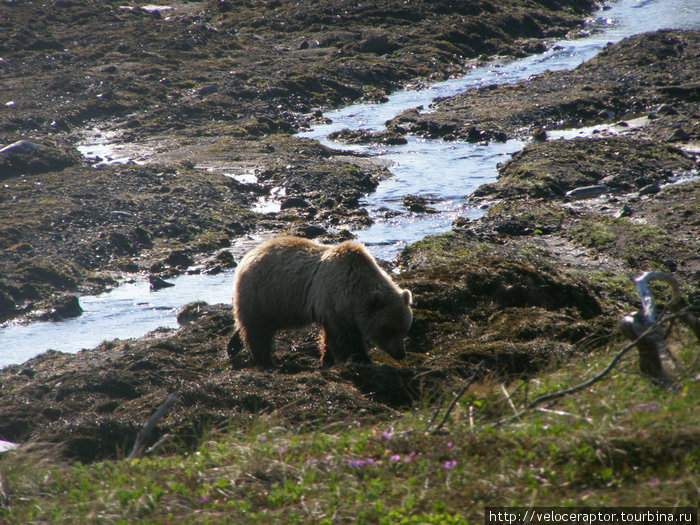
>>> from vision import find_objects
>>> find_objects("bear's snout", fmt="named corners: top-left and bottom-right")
top-left (383, 339), bottom-right (406, 360)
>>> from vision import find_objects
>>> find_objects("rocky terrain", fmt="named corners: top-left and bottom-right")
top-left (0, 0), bottom-right (597, 321)
top-left (0, 1), bottom-right (698, 461)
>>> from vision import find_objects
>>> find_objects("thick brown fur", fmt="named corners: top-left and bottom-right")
top-left (232, 236), bottom-right (412, 368)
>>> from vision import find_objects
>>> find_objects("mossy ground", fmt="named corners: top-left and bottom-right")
top-left (1, 3), bottom-right (699, 520)
top-left (0, 0), bottom-right (596, 322)
top-left (2, 331), bottom-right (699, 523)
top-left (390, 30), bottom-right (700, 145)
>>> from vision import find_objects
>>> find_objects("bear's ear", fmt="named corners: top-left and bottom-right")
top-left (402, 289), bottom-right (412, 306)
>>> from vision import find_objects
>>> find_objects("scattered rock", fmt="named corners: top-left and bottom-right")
top-left (195, 85), bottom-right (218, 97)
top-left (176, 301), bottom-right (210, 325)
top-left (149, 275), bottom-right (175, 291)
top-left (638, 183), bottom-right (661, 196)
top-left (665, 127), bottom-right (690, 142)
top-left (564, 185), bottom-right (608, 200)
top-left (108, 232), bottom-right (135, 255)
top-left (280, 197), bottom-right (311, 210)
top-left (656, 103), bottom-right (678, 115)
top-left (296, 224), bottom-right (328, 238)
top-left (616, 204), bottom-right (633, 218)
top-left (132, 227), bottom-right (153, 247)
top-left (401, 195), bottom-right (439, 214)
top-left (41, 294), bottom-right (83, 321)
top-left (164, 250), bottom-right (195, 269)
top-left (531, 127), bottom-right (548, 141)
top-left (328, 128), bottom-right (407, 146)
top-left (358, 33), bottom-right (392, 54)
top-left (214, 250), bottom-right (237, 268)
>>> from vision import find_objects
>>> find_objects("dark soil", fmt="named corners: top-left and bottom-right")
top-left (386, 30), bottom-right (700, 144)
top-left (0, 303), bottom-right (419, 461)
top-left (0, 0), bottom-right (597, 320)
top-left (1, 2), bottom-right (698, 462)
top-left (0, 0), bottom-right (595, 138)
top-left (473, 135), bottom-right (696, 199)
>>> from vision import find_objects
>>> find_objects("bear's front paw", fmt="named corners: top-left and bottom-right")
top-left (227, 331), bottom-right (244, 361)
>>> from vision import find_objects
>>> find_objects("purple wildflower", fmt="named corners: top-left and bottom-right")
top-left (631, 402), bottom-right (659, 413)
top-left (348, 459), bottom-right (366, 468)
top-left (390, 454), bottom-right (401, 462)
top-left (444, 460), bottom-right (458, 469)
top-left (382, 431), bottom-right (393, 441)
top-left (348, 458), bottom-right (377, 469)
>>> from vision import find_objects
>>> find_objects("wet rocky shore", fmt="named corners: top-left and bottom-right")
top-left (0, 1), bottom-right (698, 460)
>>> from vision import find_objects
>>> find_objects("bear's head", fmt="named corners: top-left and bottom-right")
top-left (362, 288), bottom-right (412, 360)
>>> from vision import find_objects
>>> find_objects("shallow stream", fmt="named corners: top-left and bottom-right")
top-left (1, 0), bottom-right (699, 367)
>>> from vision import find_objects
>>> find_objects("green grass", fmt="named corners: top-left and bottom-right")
top-left (570, 218), bottom-right (672, 269)
top-left (2, 335), bottom-right (699, 524)
top-left (399, 231), bottom-right (491, 267)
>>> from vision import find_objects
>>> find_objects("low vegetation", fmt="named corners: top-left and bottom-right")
top-left (2, 326), bottom-right (698, 523)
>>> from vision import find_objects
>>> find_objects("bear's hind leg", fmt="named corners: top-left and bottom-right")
top-left (321, 324), bottom-right (370, 366)
top-left (241, 323), bottom-right (275, 368)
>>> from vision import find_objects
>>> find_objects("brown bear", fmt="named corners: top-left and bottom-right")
top-left (231, 236), bottom-right (412, 368)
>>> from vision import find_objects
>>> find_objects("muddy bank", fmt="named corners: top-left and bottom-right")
top-left (2, 5), bottom-right (699, 462)
top-left (0, 302), bottom-right (421, 461)
top-left (386, 30), bottom-right (700, 144)
top-left (381, 29), bottom-right (700, 301)
top-left (0, 0), bottom-right (595, 137)
top-left (0, 239), bottom-right (613, 462)
top-left (0, 0), bottom-right (598, 321)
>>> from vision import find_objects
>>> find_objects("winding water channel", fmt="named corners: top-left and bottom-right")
top-left (1, 0), bottom-right (699, 367)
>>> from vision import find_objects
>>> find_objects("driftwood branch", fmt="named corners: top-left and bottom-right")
top-left (619, 271), bottom-right (699, 384)
top-left (487, 272), bottom-right (698, 429)
top-left (145, 433), bottom-right (176, 457)
top-left (492, 310), bottom-right (686, 428)
top-left (128, 394), bottom-right (180, 460)
top-left (426, 360), bottom-right (484, 434)
top-left (0, 471), bottom-right (8, 508)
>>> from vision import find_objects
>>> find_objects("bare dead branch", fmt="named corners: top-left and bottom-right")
top-left (535, 407), bottom-right (593, 423)
top-left (500, 384), bottom-right (519, 416)
top-left (427, 360), bottom-right (484, 434)
top-left (492, 311), bottom-right (687, 428)
top-left (632, 271), bottom-right (681, 321)
top-left (424, 397), bottom-right (445, 432)
top-left (128, 394), bottom-right (180, 460)
top-left (486, 273), bottom-right (698, 430)
top-left (145, 433), bottom-right (176, 456)
top-left (0, 471), bottom-right (8, 508)
top-left (620, 271), bottom-right (698, 383)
